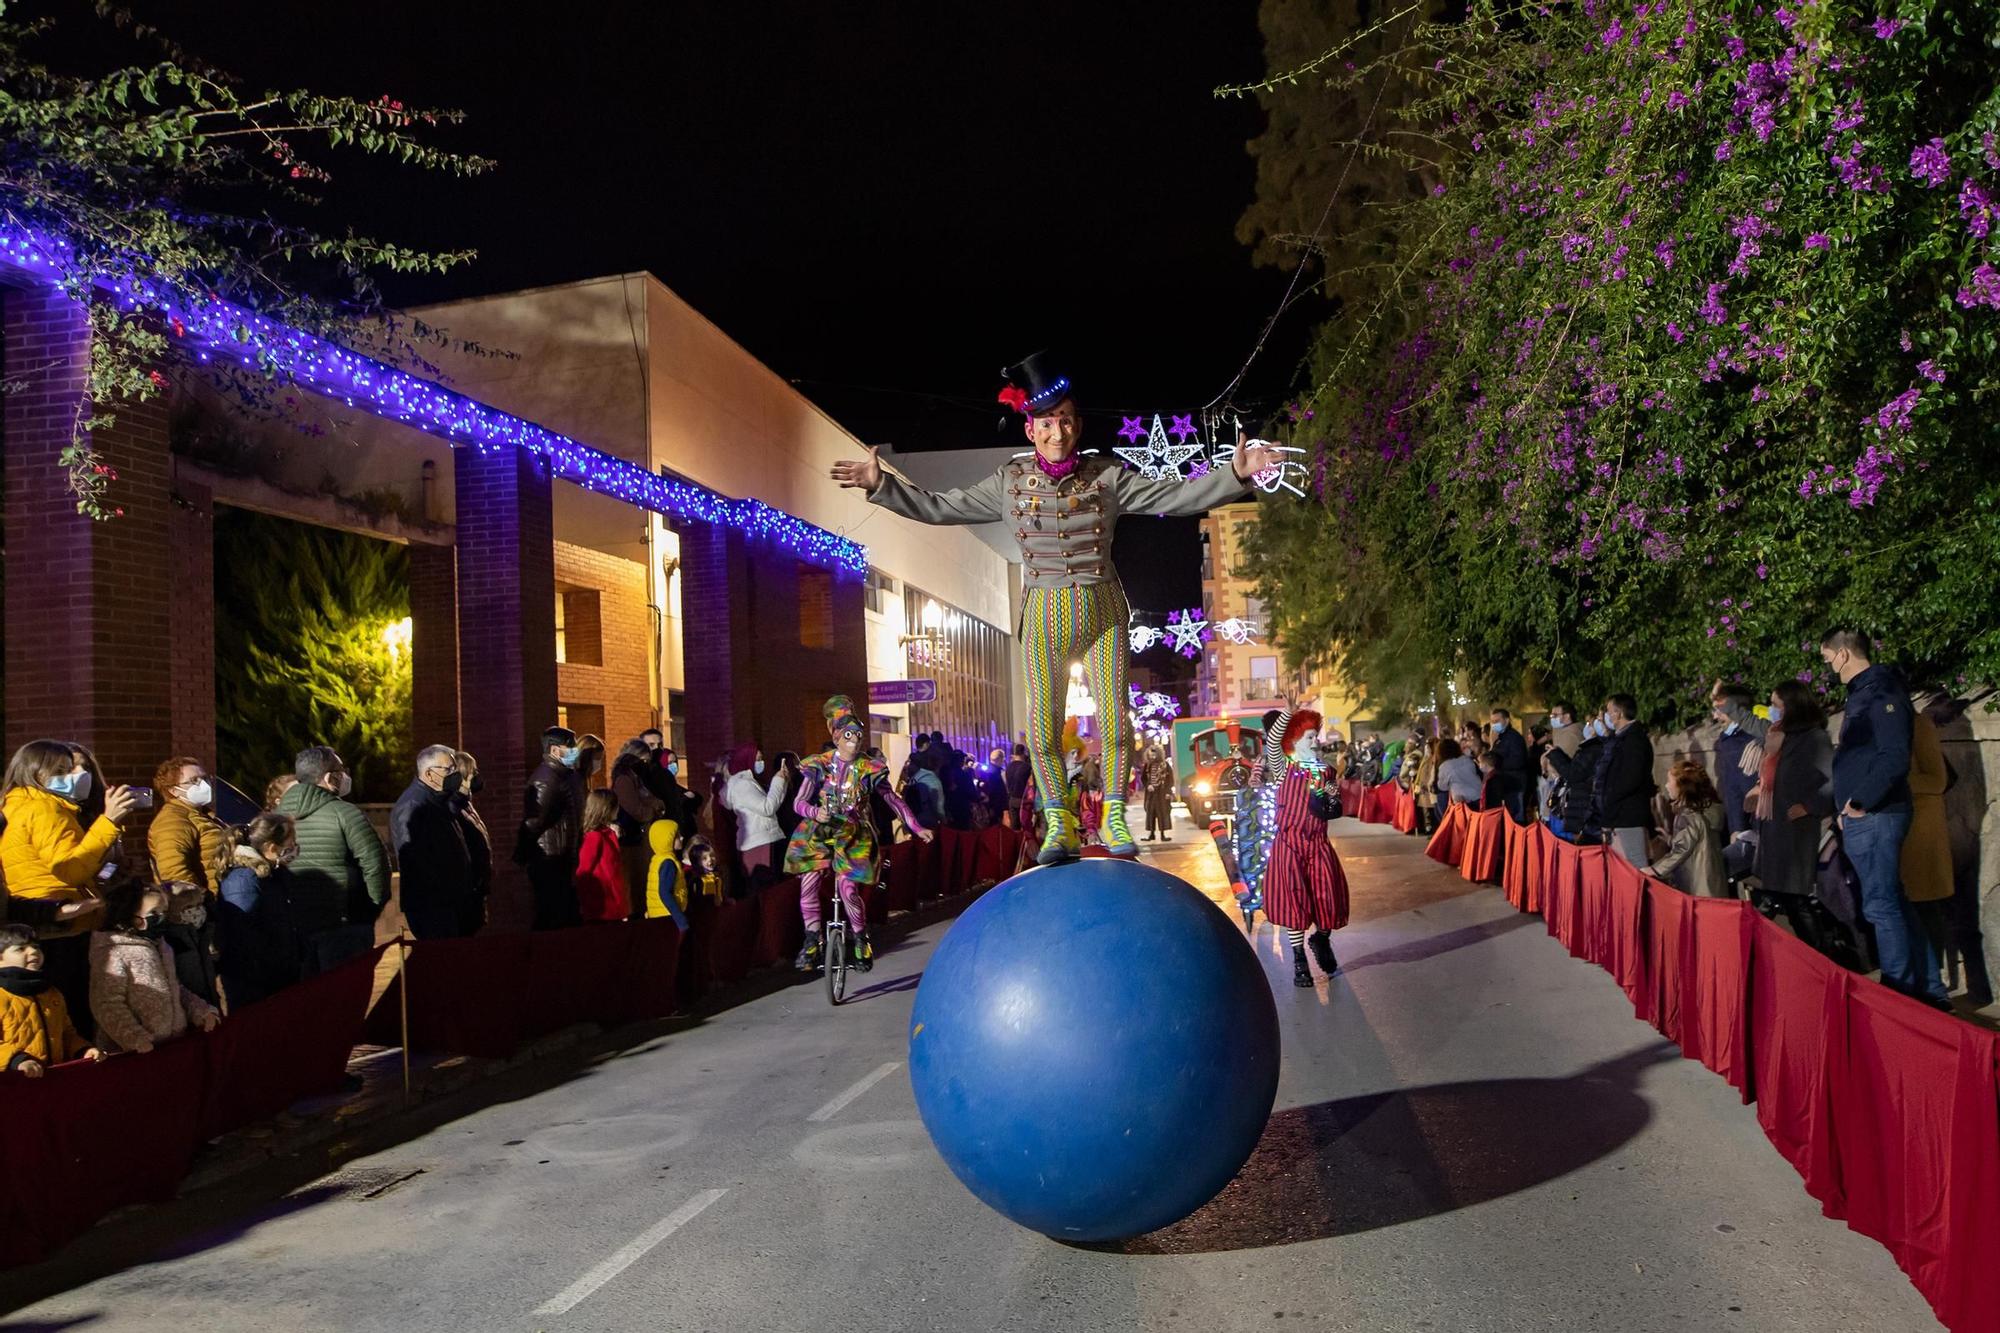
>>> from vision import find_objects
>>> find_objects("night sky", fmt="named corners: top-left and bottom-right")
top-left (113, 0), bottom-right (1315, 611)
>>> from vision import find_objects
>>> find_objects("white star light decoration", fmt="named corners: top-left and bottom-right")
top-left (1114, 414), bottom-right (1206, 481)
top-left (1126, 686), bottom-right (1183, 721)
top-left (1163, 609), bottom-right (1211, 659)
top-left (1129, 623), bottom-right (1165, 653)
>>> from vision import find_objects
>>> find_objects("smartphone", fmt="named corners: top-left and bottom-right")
top-left (129, 786), bottom-right (155, 809)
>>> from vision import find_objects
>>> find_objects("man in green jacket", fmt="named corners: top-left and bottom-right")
top-left (276, 745), bottom-right (390, 970)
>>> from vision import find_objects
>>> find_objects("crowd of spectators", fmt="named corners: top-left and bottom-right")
top-left (1346, 628), bottom-right (1983, 1013)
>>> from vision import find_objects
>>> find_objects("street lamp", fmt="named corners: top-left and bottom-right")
top-left (381, 616), bottom-right (413, 661)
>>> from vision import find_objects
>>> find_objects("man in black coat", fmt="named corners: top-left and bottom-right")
top-left (1591, 694), bottom-right (1655, 866)
top-left (390, 744), bottom-right (476, 939)
top-left (1487, 707), bottom-right (1531, 822)
top-left (520, 726), bottom-right (585, 930)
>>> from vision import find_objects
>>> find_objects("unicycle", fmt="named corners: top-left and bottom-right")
top-left (824, 891), bottom-right (851, 1005)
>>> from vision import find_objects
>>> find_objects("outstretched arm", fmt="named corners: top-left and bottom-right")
top-left (833, 447), bottom-right (1005, 526)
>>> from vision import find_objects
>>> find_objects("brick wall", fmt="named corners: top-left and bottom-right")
top-left (554, 540), bottom-right (653, 779)
top-left (680, 519), bottom-right (868, 775)
top-left (2, 288), bottom-right (177, 792)
top-left (453, 446), bottom-right (557, 928)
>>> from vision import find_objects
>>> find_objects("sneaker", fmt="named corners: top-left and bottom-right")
top-left (1100, 802), bottom-right (1138, 858)
top-left (854, 932), bottom-right (875, 972)
top-left (1036, 808), bottom-right (1082, 865)
top-left (1291, 945), bottom-right (1314, 988)
top-left (798, 933), bottom-right (823, 971)
top-left (1307, 930), bottom-right (1340, 976)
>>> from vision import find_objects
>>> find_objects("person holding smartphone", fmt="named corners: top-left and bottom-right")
top-left (1, 740), bottom-right (141, 1032)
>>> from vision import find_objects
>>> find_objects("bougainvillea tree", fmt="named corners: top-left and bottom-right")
top-left (0, 3), bottom-right (490, 516)
top-left (1236, 0), bottom-right (2000, 722)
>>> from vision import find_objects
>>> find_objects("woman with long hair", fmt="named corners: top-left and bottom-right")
top-left (1753, 680), bottom-right (1833, 899)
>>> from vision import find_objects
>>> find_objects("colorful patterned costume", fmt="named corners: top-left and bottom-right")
top-left (784, 696), bottom-right (924, 946)
top-left (869, 451), bottom-right (1247, 858)
top-left (1254, 708), bottom-right (1349, 986)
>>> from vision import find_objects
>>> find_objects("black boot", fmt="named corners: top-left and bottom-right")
top-left (1308, 930), bottom-right (1340, 976)
top-left (1291, 945), bottom-right (1314, 988)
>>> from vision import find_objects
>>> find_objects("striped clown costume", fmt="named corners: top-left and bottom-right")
top-left (862, 353), bottom-right (1257, 864)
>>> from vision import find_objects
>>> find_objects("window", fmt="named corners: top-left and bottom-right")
top-left (555, 587), bottom-right (603, 666)
top-left (558, 702), bottom-right (606, 739)
top-left (1243, 596), bottom-right (1267, 622)
top-left (1248, 654), bottom-right (1279, 701)
top-left (870, 712), bottom-right (902, 735)
top-left (864, 567), bottom-right (896, 614)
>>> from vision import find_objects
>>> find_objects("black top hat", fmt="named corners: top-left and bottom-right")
top-left (997, 351), bottom-right (1074, 424)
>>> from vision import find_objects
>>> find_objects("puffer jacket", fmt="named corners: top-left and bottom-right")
top-left (1647, 803), bottom-right (1727, 897)
top-left (641, 818), bottom-right (686, 925)
top-left (0, 973), bottom-right (91, 1069)
top-left (217, 846), bottom-right (305, 1009)
top-left (88, 929), bottom-right (219, 1053)
top-left (146, 797), bottom-right (229, 892)
top-left (1, 786), bottom-right (120, 937)
top-left (522, 761), bottom-right (583, 860)
top-left (275, 779), bottom-right (391, 937)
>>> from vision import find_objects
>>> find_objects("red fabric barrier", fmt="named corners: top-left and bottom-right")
top-left (1391, 787), bottom-right (1418, 834)
top-left (1829, 978), bottom-right (2000, 1333)
top-left (201, 946), bottom-right (384, 1137)
top-left (883, 840), bottom-right (920, 913)
top-left (1339, 778), bottom-right (1367, 818)
top-left (1457, 808), bottom-right (1506, 884)
top-left (1471, 827), bottom-right (2000, 1328)
top-left (971, 825), bottom-right (1021, 884)
top-left (1424, 801), bottom-right (1468, 866)
top-left (0, 946), bottom-right (380, 1268)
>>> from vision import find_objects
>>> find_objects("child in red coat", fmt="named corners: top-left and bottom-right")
top-left (574, 791), bottom-right (630, 922)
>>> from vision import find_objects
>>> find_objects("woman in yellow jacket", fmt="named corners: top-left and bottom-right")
top-left (1, 740), bottom-right (140, 1030)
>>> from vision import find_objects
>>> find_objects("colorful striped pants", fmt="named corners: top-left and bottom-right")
top-left (1022, 582), bottom-right (1131, 817)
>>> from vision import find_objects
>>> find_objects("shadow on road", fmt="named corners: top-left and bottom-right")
top-left (844, 971), bottom-right (923, 1003)
top-left (1110, 1042), bottom-right (1677, 1255)
top-left (1332, 911), bottom-right (1541, 973)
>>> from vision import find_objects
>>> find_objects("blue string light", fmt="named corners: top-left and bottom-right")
top-left (0, 226), bottom-right (868, 575)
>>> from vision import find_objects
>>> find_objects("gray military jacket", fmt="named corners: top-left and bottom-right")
top-left (868, 453), bottom-right (1251, 594)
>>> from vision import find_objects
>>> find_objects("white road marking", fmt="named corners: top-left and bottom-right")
top-left (806, 1061), bottom-right (902, 1122)
top-left (534, 1188), bottom-right (728, 1316)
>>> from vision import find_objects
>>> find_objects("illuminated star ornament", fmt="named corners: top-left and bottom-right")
top-left (1114, 414), bottom-right (1207, 481)
top-left (1118, 416), bottom-right (1147, 443)
top-left (1129, 624), bottom-right (1165, 653)
top-left (1164, 609), bottom-right (1211, 659)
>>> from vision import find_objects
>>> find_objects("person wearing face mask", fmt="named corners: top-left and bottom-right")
top-left (390, 745), bottom-right (480, 941)
top-left (276, 746), bottom-right (391, 969)
top-left (1819, 628), bottom-right (1950, 1008)
top-left (1, 739), bottom-right (139, 1030)
top-left (147, 757), bottom-right (227, 891)
top-left (1257, 705), bottom-right (1349, 988)
top-left (1553, 715), bottom-right (1609, 842)
top-left (610, 738), bottom-right (668, 917)
top-left (719, 741), bottom-right (791, 890)
top-left (448, 750), bottom-right (493, 934)
top-left (1706, 682), bottom-right (1771, 841)
top-left (88, 876), bottom-right (220, 1053)
top-left (1591, 695), bottom-right (1656, 866)
top-left (519, 726), bottom-right (586, 930)
top-left (832, 353), bottom-right (1283, 866)
top-left (215, 813), bottom-right (306, 1009)
top-left (785, 697), bottom-right (933, 972)
top-left (1486, 708), bottom-right (1530, 822)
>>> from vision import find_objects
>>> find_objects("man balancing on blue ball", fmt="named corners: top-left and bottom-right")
top-left (831, 352), bottom-right (1283, 866)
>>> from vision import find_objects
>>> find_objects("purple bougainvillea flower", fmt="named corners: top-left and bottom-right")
top-left (1909, 138), bottom-right (1952, 188)
top-left (1804, 232), bottom-right (1830, 249)
top-left (1872, 16), bottom-right (1903, 38)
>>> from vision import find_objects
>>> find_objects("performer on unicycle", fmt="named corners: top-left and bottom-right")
top-left (830, 352), bottom-right (1282, 865)
top-left (785, 695), bottom-right (933, 972)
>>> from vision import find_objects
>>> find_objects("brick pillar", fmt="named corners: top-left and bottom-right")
top-left (166, 470), bottom-right (217, 763)
top-left (3, 288), bottom-right (176, 789)
top-left (453, 447), bottom-right (556, 929)
top-left (409, 542), bottom-right (460, 748)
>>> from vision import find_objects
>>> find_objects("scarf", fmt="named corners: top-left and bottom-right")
top-left (0, 967), bottom-right (51, 997)
top-left (1033, 449), bottom-right (1081, 481)
top-left (1754, 728), bottom-right (1784, 821)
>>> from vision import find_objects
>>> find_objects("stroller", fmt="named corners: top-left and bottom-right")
top-left (1740, 826), bottom-right (1876, 975)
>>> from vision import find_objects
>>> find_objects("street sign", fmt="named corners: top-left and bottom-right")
top-left (869, 679), bottom-right (938, 705)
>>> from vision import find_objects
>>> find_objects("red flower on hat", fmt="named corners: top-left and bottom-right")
top-left (997, 384), bottom-right (1029, 414)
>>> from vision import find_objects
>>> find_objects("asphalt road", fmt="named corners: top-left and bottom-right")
top-left (0, 817), bottom-right (1943, 1332)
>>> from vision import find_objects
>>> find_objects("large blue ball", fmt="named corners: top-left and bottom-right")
top-left (908, 857), bottom-right (1280, 1241)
